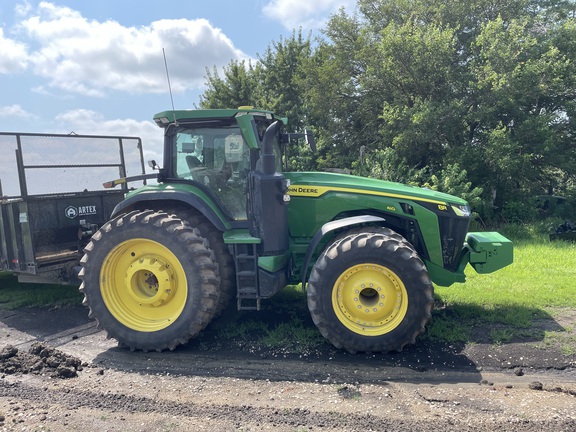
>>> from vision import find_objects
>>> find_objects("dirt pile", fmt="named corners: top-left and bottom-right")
top-left (0, 343), bottom-right (83, 378)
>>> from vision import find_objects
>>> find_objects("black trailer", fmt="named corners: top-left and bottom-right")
top-left (0, 132), bottom-right (147, 284)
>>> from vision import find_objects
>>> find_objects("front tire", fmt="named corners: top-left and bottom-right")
top-left (79, 210), bottom-right (220, 351)
top-left (307, 231), bottom-right (433, 353)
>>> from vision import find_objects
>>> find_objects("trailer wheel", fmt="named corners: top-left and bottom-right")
top-left (307, 231), bottom-right (433, 353)
top-left (79, 210), bottom-right (219, 351)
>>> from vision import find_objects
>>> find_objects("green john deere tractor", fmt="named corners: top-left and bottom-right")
top-left (79, 107), bottom-right (513, 353)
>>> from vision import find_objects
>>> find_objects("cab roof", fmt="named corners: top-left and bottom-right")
top-left (153, 108), bottom-right (276, 127)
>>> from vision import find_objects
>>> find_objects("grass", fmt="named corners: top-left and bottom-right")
top-left (436, 238), bottom-right (576, 310)
top-left (260, 319), bottom-right (326, 350)
top-left (428, 225), bottom-right (576, 346)
top-left (0, 272), bottom-right (83, 310)
top-left (207, 286), bottom-right (328, 354)
top-left (537, 328), bottom-right (576, 356)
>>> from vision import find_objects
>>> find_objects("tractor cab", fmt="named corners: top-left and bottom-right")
top-left (155, 109), bottom-right (284, 222)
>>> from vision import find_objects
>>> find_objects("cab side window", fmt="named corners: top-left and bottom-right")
top-left (173, 128), bottom-right (250, 220)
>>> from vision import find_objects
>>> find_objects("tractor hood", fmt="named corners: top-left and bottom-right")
top-left (284, 171), bottom-right (468, 207)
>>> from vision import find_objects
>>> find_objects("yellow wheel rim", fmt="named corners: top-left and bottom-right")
top-left (332, 263), bottom-right (408, 335)
top-left (100, 238), bottom-right (187, 332)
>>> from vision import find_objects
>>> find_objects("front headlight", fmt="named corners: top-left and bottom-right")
top-left (451, 204), bottom-right (471, 217)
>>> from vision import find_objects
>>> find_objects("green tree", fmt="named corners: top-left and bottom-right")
top-left (321, 0), bottom-right (576, 221)
top-left (198, 0), bottom-right (576, 222)
top-left (200, 60), bottom-right (260, 109)
top-left (257, 30), bottom-right (312, 132)
top-left (200, 30), bottom-right (315, 170)
top-left (422, 164), bottom-right (484, 213)
top-left (462, 14), bottom-right (576, 219)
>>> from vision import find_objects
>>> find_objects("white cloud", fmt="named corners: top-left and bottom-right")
top-left (0, 104), bottom-right (32, 117)
top-left (17, 2), bottom-right (250, 96)
top-left (55, 108), bottom-right (159, 141)
top-left (54, 109), bottom-right (163, 163)
top-left (14, 0), bottom-right (33, 17)
top-left (0, 28), bottom-right (29, 74)
top-left (263, 0), bottom-right (355, 30)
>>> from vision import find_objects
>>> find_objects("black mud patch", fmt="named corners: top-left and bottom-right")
top-left (0, 342), bottom-right (83, 378)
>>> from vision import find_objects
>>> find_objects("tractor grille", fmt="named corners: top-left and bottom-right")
top-left (438, 215), bottom-right (470, 271)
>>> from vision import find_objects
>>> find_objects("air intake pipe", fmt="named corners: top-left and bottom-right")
top-left (249, 121), bottom-right (289, 255)
top-left (260, 121), bottom-right (280, 174)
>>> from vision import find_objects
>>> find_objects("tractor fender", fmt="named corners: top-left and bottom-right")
top-left (111, 190), bottom-right (230, 232)
top-left (301, 215), bottom-right (386, 287)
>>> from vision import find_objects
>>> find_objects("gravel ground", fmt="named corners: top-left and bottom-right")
top-left (0, 306), bottom-right (575, 432)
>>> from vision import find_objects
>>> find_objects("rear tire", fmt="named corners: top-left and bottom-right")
top-left (307, 231), bottom-right (433, 353)
top-left (79, 210), bottom-right (220, 351)
top-left (163, 208), bottom-right (236, 316)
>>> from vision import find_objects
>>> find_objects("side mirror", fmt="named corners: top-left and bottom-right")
top-left (280, 129), bottom-right (317, 153)
top-left (148, 160), bottom-right (160, 170)
top-left (305, 129), bottom-right (316, 153)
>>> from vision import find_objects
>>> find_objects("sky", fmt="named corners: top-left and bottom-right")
top-left (0, 0), bottom-right (354, 165)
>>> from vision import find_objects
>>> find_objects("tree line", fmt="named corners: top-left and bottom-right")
top-left (199, 0), bottom-right (576, 224)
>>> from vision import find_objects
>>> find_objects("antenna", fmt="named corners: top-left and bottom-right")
top-left (162, 48), bottom-right (178, 125)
